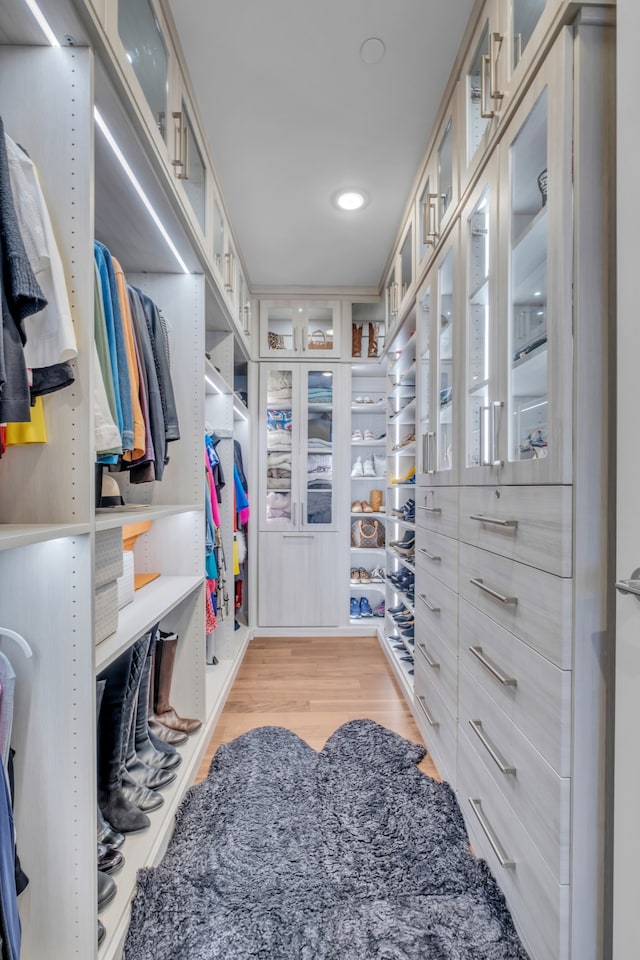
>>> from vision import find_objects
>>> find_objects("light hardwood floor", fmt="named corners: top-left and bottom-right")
top-left (194, 634), bottom-right (440, 783)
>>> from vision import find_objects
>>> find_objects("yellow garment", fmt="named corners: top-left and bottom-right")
top-left (112, 257), bottom-right (145, 461)
top-left (5, 396), bottom-right (47, 444)
top-left (233, 537), bottom-right (240, 576)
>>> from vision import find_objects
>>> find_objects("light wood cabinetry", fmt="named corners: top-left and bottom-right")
top-left (259, 300), bottom-right (342, 359)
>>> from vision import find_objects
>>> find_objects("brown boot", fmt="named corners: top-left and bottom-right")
top-left (368, 322), bottom-right (380, 358)
top-left (370, 489), bottom-right (383, 513)
top-left (352, 323), bottom-right (363, 358)
top-left (154, 633), bottom-right (202, 735)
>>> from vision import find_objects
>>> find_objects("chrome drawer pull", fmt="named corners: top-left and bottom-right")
top-left (470, 577), bottom-right (517, 605)
top-left (419, 593), bottom-right (441, 614)
top-left (417, 695), bottom-right (439, 727)
top-left (469, 719), bottom-right (516, 775)
top-left (417, 643), bottom-right (440, 669)
top-left (470, 514), bottom-right (518, 528)
top-left (468, 798), bottom-right (515, 869)
top-left (419, 547), bottom-right (441, 562)
top-left (469, 646), bottom-right (517, 686)
top-left (418, 505), bottom-right (442, 514)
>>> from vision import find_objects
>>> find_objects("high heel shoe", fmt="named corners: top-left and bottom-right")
top-left (391, 466), bottom-right (416, 485)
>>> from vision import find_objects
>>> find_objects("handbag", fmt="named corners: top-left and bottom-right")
top-left (307, 329), bottom-right (333, 350)
top-left (268, 331), bottom-right (286, 350)
top-left (351, 519), bottom-right (385, 548)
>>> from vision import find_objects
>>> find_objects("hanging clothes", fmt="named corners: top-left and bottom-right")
top-left (112, 257), bottom-right (145, 462)
top-left (94, 241), bottom-right (133, 452)
top-left (127, 285), bottom-right (165, 482)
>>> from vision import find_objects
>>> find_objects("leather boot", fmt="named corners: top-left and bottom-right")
top-left (149, 717), bottom-right (188, 745)
top-left (154, 633), bottom-right (202, 735)
top-left (97, 842), bottom-right (124, 875)
top-left (135, 633), bottom-right (182, 770)
top-left (370, 489), bottom-right (383, 513)
top-left (368, 322), bottom-right (380, 358)
top-left (125, 710), bottom-right (177, 789)
top-left (121, 769), bottom-right (164, 812)
top-left (98, 920), bottom-right (106, 946)
top-left (96, 680), bottom-right (126, 849)
top-left (147, 632), bottom-right (185, 752)
top-left (97, 870), bottom-right (116, 911)
top-left (97, 642), bottom-right (150, 834)
top-left (352, 323), bottom-right (363, 358)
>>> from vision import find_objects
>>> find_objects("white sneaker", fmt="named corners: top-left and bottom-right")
top-left (351, 457), bottom-right (364, 477)
top-left (351, 428), bottom-right (364, 442)
top-left (370, 566), bottom-right (386, 581)
top-left (363, 456), bottom-right (376, 477)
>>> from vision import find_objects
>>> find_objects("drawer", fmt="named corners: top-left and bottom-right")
top-left (413, 663), bottom-right (457, 787)
top-left (459, 664), bottom-right (570, 883)
top-left (458, 729), bottom-right (570, 960)
top-left (414, 565), bottom-right (458, 654)
top-left (459, 486), bottom-right (572, 577)
top-left (459, 598), bottom-right (571, 776)
top-left (415, 528), bottom-right (458, 593)
top-left (459, 543), bottom-right (573, 669)
top-left (414, 624), bottom-right (457, 715)
top-left (415, 486), bottom-right (459, 539)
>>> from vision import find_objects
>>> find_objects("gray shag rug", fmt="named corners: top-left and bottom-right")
top-left (124, 720), bottom-right (529, 959)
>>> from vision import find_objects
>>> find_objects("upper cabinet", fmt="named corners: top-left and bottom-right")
top-left (259, 300), bottom-right (342, 359)
top-left (459, 0), bottom-right (501, 191)
top-left (415, 93), bottom-right (458, 279)
top-left (385, 212), bottom-right (415, 336)
top-left (170, 93), bottom-right (208, 237)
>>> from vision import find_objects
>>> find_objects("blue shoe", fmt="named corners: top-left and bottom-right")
top-left (360, 597), bottom-right (373, 617)
top-left (350, 597), bottom-right (361, 619)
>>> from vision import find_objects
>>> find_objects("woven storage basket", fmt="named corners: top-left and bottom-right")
top-left (95, 528), bottom-right (124, 588)
top-left (95, 580), bottom-right (119, 644)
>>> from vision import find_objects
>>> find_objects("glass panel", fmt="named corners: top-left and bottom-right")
top-left (213, 199), bottom-right (225, 272)
top-left (118, 0), bottom-right (168, 142)
top-left (237, 272), bottom-right (245, 327)
top-left (305, 305), bottom-right (334, 352)
top-left (386, 266), bottom-right (398, 329)
top-left (467, 22), bottom-right (490, 164)
top-left (438, 249), bottom-right (454, 472)
top-left (467, 187), bottom-right (491, 467)
top-left (306, 370), bottom-right (333, 525)
top-left (180, 100), bottom-right (206, 232)
top-left (508, 88), bottom-right (548, 463)
top-left (226, 240), bottom-right (236, 297)
top-left (265, 368), bottom-right (293, 524)
top-left (266, 306), bottom-right (295, 353)
top-left (419, 176), bottom-right (434, 263)
top-left (438, 118), bottom-right (454, 222)
top-left (419, 285), bottom-right (432, 473)
top-left (513, 0), bottom-right (546, 70)
top-left (400, 227), bottom-right (412, 300)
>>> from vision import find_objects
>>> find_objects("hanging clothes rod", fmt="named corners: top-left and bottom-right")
top-left (0, 628), bottom-right (33, 659)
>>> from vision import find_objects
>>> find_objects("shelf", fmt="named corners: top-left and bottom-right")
top-left (387, 518), bottom-right (416, 531)
top-left (350, 546), bottom-right (386, 556)
top-left (308, 402), bottom-right (334, 413)
top-left (351, 439), bottom-right (386, 447)
top-left (204, 357), bottom-right (233, 396)
top-left (388, 443), bottom-right (416, 456)
top-left (99, 636), bottom-right (249, 960)
top-left (0, 522), bottom-right (91, 551)
top-left (511, 341), bottom-right (548, 397)
top-left (95, 505), bottom-right (202, 530)
top-left (95, 576), bottom-right (203, 671)
top-left (387, 397), bottom-right (416, 423)
top-left (469, 277), bottom-right (489, 306)
top-left (379, 632), bottom-right (414, 700)
top-left (351, 401), bottom-right (386, 413)
top-left (350, 511), bottom-right (386, 518)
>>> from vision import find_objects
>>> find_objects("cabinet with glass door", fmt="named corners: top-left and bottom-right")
top-left (459, 0), bottom-right (501, 192)
top-left (168, 89), bottom-right (209, 241)
top-left (415, 93), bottom-right (457, 280)
top-left (259, 300), bottom-right (341, 359)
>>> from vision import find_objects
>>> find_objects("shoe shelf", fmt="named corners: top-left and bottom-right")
top-left (351, 439), bottom-right (386, 447)
top-left (350, 546), bottom-right (386, 558)
top-left (380, 632), bottom-right (414, 699)
top-left (351, 401), bottom-right (386, 413)
top-left (0, 522), bottom-right (91, 552)
top-left (387, 397), bottom-right (416, 423)
top-left (350, 510), bottom-right (386, 518)
top-left (95, 576), bottom-right (203, 672)
top-left (387, 518), bottom-right (416, 531)
top-left (389, 443), bottom-right (417, 457)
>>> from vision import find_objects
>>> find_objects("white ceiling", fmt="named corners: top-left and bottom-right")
top-left (168, 0), bottom-right (476, 291)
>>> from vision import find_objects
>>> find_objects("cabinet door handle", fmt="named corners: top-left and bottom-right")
top-left (481, 55), bottom-right (495, 119)
top-left (468, 798), bottom-right (515, 868)
top-left (417, 695), bottom-right (439, 727)
top-left (292, 501), bottom-right (297, 527)
top-left (469, 514), bottom-right (518, 529)
top-left (469, 645), bottom-right (517, 686)
top-left (469, 719), bottom-right (516, 775)
top-left (419, 593), bottom-right (440, 614)
top-left (489, 32), bottom-right (504, 103)
top-left (418, 504), bottom-right (441, 515)
top-left (417, 643), bottom-right (439, 669)
top-left (421, 198), bottom-right (430, 246)
top-left (418, 547), bottom-right (441, 562)
top-left (172, 111), bottom-right (186, 175)
top-left (470, 577), bottom-right (518, 605)
top-left (181, 122), bottom-right (190, 180)
top-left (283, 535), bottom-right (314, 540)
top-left (293, 328), bottom-right (298, 352)
top-left (490, 400), bottom-right (503, 466)
top-left (427, 193), bottom-right (439, 242)
top-left (301, 503), bottom-right (306, 525)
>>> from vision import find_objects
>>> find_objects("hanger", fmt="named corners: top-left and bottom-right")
top-left (0, 627), bottom-right (33, 659)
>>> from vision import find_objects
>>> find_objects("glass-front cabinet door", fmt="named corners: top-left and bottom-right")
top-left (416, 163), bottom-right (438, 273)
top-left (172, 98), bottom-right (207, 236)
top-left (511, 0), bottom-right (547, 71)
top-left (437, 110), bottom-right (456, 235)
top-left (437, 246), bottom-right (455, 478)
top-left (417, 281), bottom-right (433, 479)
top-left (460, 0), bottom-right (501, 190)
top-left (213, 197), bottom-right (225, 279)
top-left (497, 36), bottom-right (572, 484)
top-left (117, 0), bottom-right (171, 150)
top-left (463, 161), bottom-right (499, 483)
top-left (259, 301), bottom-right (340, 358)
top-left (262, 366), bottom-right (297, 531)
top-left (302, 304), bottom-right (336, 356)
top-left (385, 262), bottom-right (399, 336)
top-left (301, 368), bottom-right (335, 528)
top-left (260, 302), bottom-right (297, 357)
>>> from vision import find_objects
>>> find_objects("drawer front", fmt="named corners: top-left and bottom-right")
top-left (458, 730), bottom-right (570, 960)
top-left (414, 566), bottom-right (458, 654)
top-left (459, 543), bottom-right (573, 669)
top-left (459, 486), bottom-right (572, 577)
top-left (413, 662), bottom-right (457, 787)
top-left (459, 664), bottom-right (570, 883)
top-left (459, 598), bottom-right (571, 776)
top-left (415, 528), bottom-right (459, 593)
top-left (414, 624), bottom-right (457, 716)
top-left (415, 486), bottom-right (459, 539)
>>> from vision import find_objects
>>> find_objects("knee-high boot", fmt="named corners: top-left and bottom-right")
top-left (154, 632), bottom-right (202, 736)
top-left (148, 631), bottom-right (188, 747)
top-left (96, 679), bottom-right (125, 849)
top-left (134, 633), bottom-right (182, 771)
top-left (368, 322), bottom-right (380, 358)
top-left (97, 644), bottom-right (150, 834)
top-left (124, 634), bottom-right (177, 789)
top-left (352, 323), bottom-right (363, 358)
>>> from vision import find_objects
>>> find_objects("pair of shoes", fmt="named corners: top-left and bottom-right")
top-left (391, 466), bottom-right (416, 484)
top-left (389, 530), bottom-right (415, 548)
top-left (351, 499), bottom-right (373, 513)
top-left (370, 566), bottom-right (385, 581)
top-left (352, 428), bottom-right (380, 442)
top-left (393, 540), bottom-right (415, 557)
top-left (391, 432), bottom-right (416, 451)
top-left (391, 498), bottom-right (415, 518)
top-left (352, 428), bottom-right (364, 441)
top-left (351, 456), bottom-right (376, 477)
top-left (350, 596), bottom-right (373, 618)
top-left (350, 567), bottom-right (371, 584)
top-left (373, 600), bottom-right (385, 617)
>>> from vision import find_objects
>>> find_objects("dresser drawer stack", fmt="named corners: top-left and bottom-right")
top-left (456, 486), bottom-right (573, 960)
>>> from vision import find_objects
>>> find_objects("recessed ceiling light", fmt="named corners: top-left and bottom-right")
top-left (334, 190), bottom-right (368, 212)
top-left (360, 38), bottom-right (385, 64)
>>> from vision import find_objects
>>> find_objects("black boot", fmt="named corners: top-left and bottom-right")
top-left (96, 679), bottom-right (125, 849)
top-left (97, 870), bottom-right (116, 911)
top-left (97, 842), bottom-right (124, 875)
top-left (135, 632), bottom-right (182, 770)
top-left (97, 642), bottom-right (150, 834)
